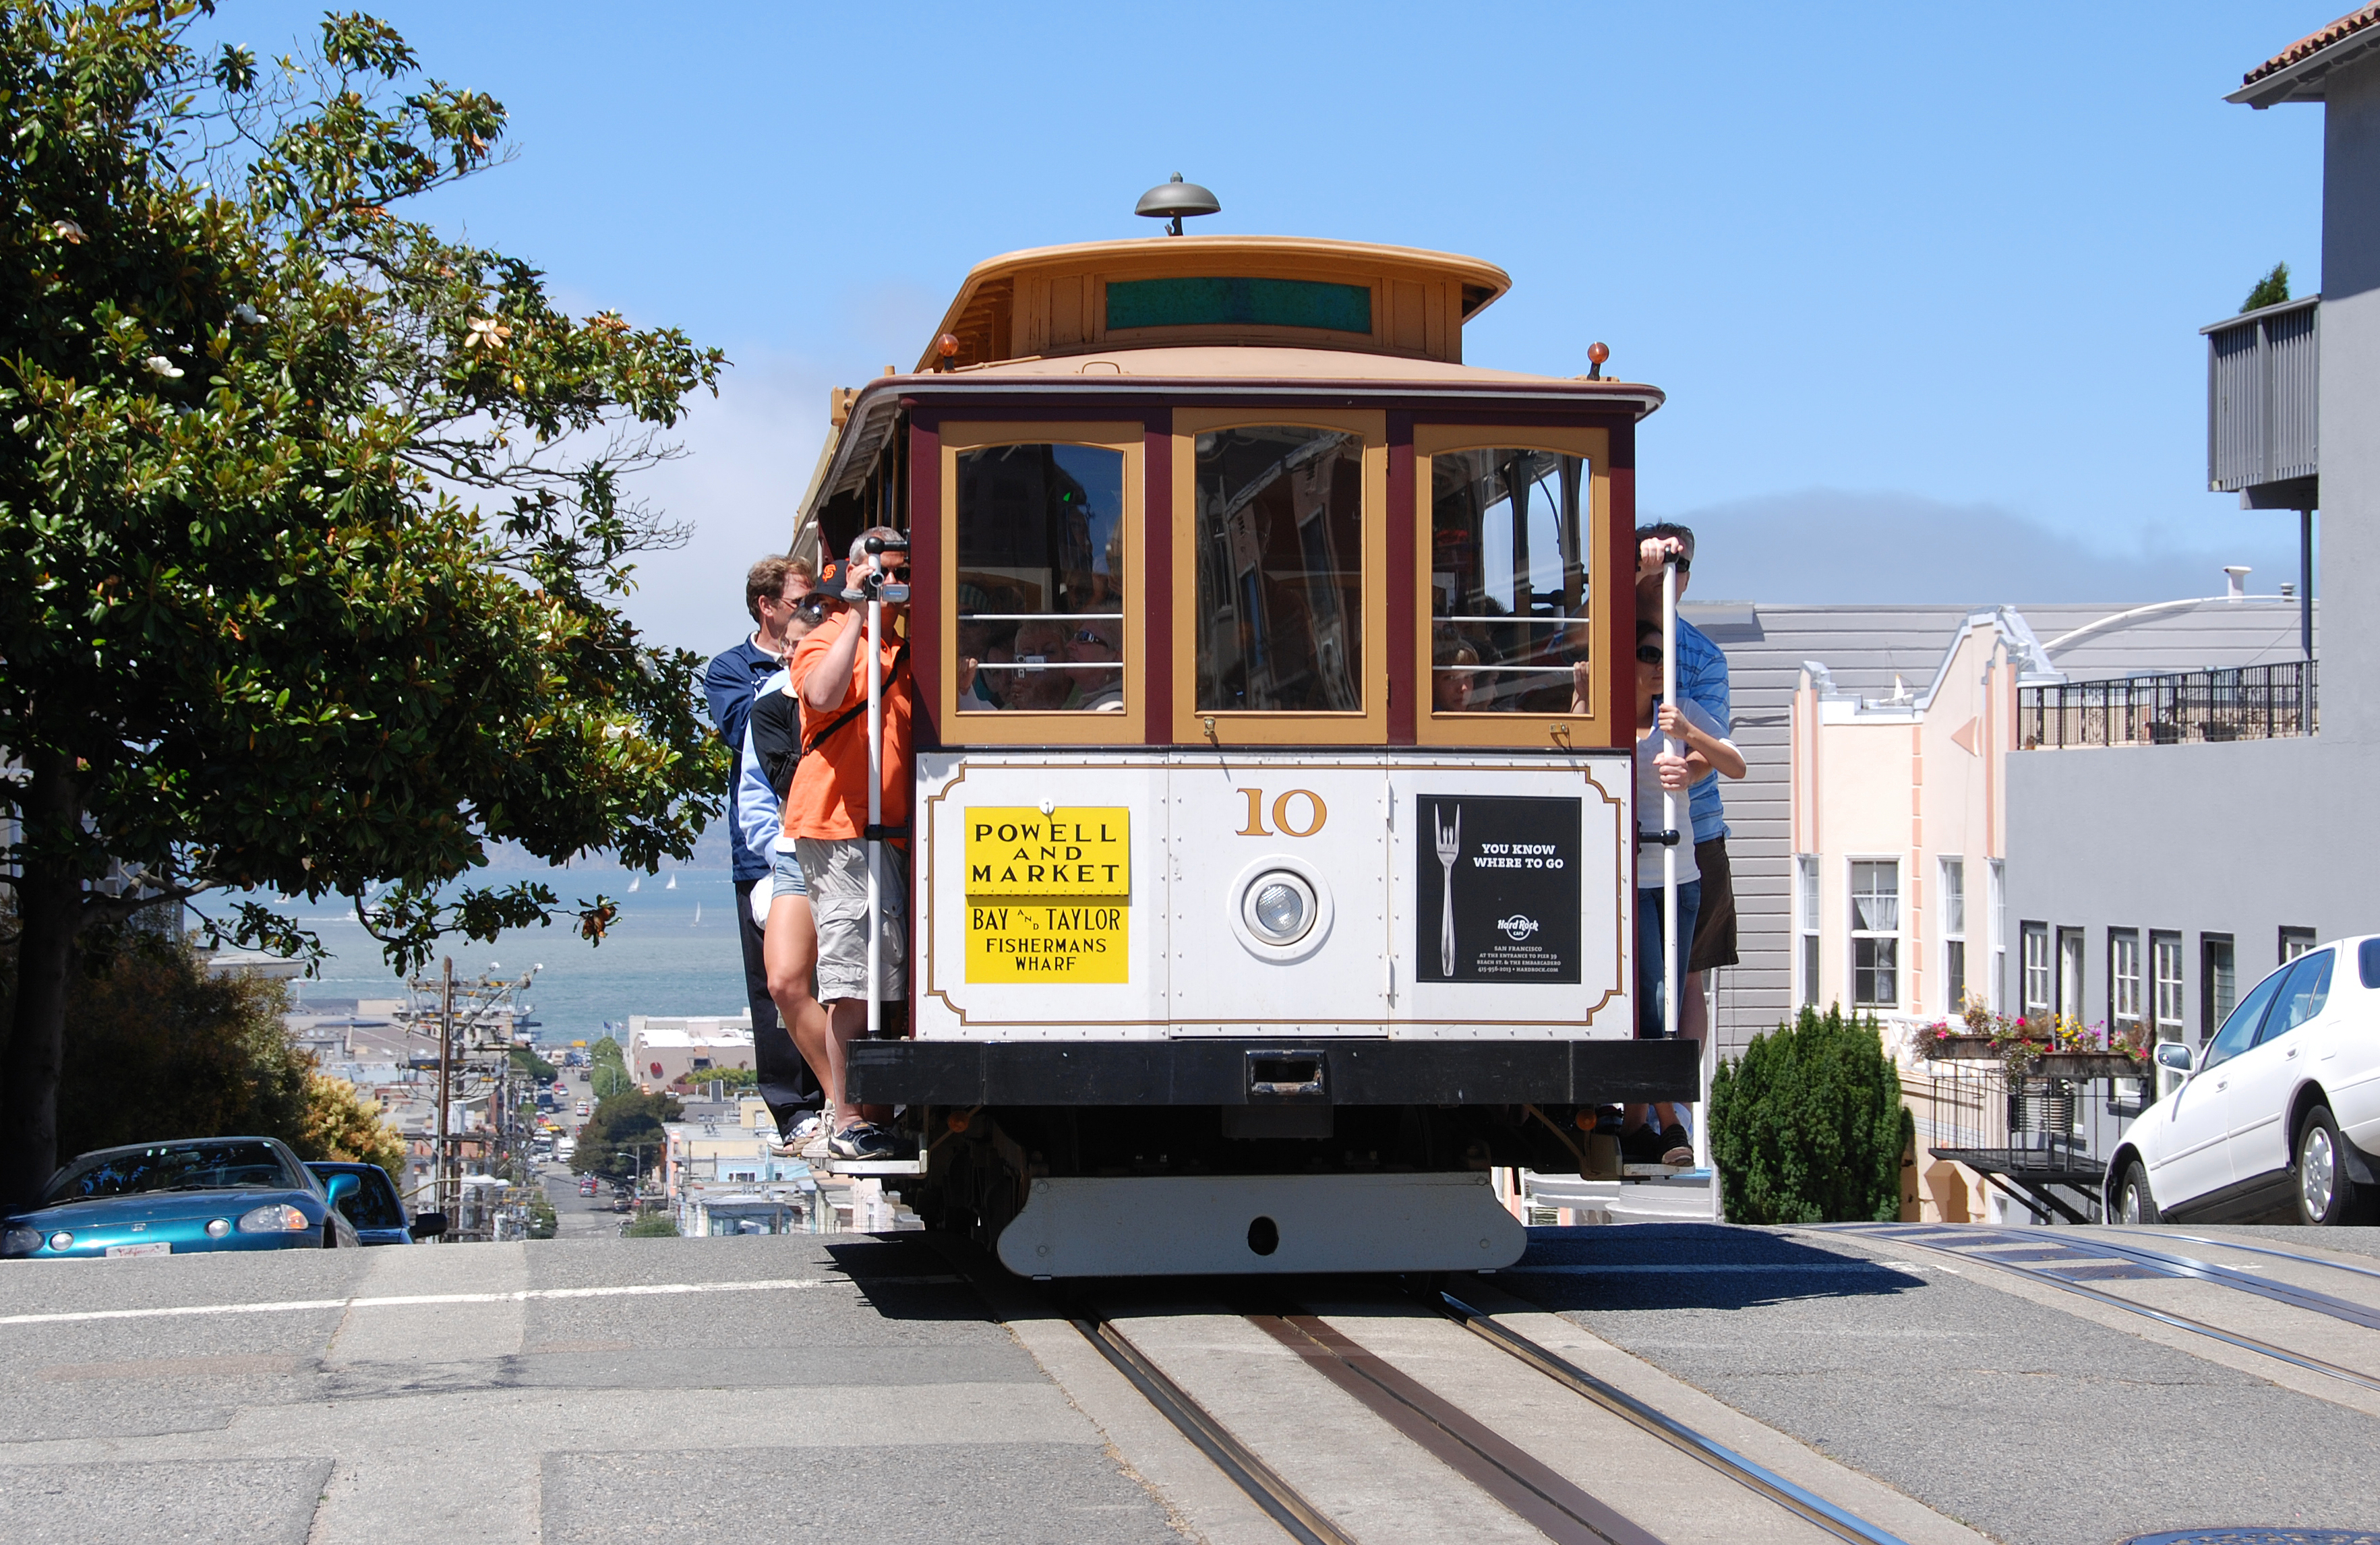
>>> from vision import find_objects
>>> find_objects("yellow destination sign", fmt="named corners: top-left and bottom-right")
top-left (962, 808), bottom-right (1129, 985)
top-left (965, 902), bottom-right (1127, 983)
top-left (963, 808), bottom-right (1129, 897)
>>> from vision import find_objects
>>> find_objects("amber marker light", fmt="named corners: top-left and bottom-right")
top-left (947, 1112), bottom-right (970, 1134)
top-left (1586, 341), bottom-right (1610, 381)
top-left (1574, 1110), bottom-right (1597, 1130)
top-left (936, 332), bottom-right (960, 369)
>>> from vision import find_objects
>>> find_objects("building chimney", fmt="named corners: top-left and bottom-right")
top-left (2224, 565), bottom-right (2251, 601)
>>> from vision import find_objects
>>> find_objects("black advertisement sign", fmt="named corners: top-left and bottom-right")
top-left (1415, 794), bottom-right (1582, 983)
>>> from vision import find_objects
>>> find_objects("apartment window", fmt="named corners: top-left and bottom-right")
top-left (2280, 926), bottom-right (2317, 965)
top-left (1940, 857), bottom-right (1967, 1015)
top-left (2201, 934), bottom-right (2236, 1044)
top-left (1849, 860), bottom-right (1899, 1008)
top-left (1796, 855), bottom-right (1822, 1007)
top-left (2152, 931), bottom-right (2185, 1042)
top-left (2057, 928), bottom-right (2086, 1022)
top-left (1988, 859), bottom-right (2006, 1013)
top-left (2021, 922), bottom-right (2051, 1020)
top-left (2109, 929), bottom-right (2143, 1040)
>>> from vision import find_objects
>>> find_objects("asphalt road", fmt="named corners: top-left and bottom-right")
top-left (5, 1220), bottom-right (2379, 1544)
top-left (537, 1162), bottom-right (625, 1240)
top-left (0, 1232), bottom-right (1184, 1545)
top-left (1504, 1223), bottom-right (2380, 1545)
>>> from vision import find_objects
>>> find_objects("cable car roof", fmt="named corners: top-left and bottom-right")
top-left (918, 235), bottom-right (1512, 372)
top-left (794, 235), bottom-right (1659, 537)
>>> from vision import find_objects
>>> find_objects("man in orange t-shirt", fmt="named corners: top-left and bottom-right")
top-left (783, 526), bottom-right (913, 1161)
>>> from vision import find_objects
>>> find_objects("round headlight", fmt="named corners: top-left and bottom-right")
top-left (237, 1204), bottom-right (309, 1234)
top-left (1243, 872), bottom-right (1316, 945)
top-left (2, 1225), bottom-right (42, 1257)
top-left (1255, 882), bottom-right (1307, 936)
top-left (205, 1218), bottom-right (231, 1239)
top-left (48, 1231), bottom-right (73, 1252)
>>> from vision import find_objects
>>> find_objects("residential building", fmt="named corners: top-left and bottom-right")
top-left (627, 1012), bottom-right (755, 1089)
top-left (1692, 593), bottom-right (2313, 1054)
top-left (1994, 9), bottom-right (2380, 1075)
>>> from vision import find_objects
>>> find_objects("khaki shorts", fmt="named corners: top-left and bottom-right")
top-left (1687, 837), bottom-right (1739, 973)
top-left (792, 837), bottom-right (908, 1002)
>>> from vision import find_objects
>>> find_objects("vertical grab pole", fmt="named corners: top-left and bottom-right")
top-left (1661, 559), bottom-right (1679, 1047)
top-left (866, 587), bottom-right (883, 1044)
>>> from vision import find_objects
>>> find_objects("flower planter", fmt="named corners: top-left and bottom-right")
top-left (1918, 1037), bottom-right (2144, 1080)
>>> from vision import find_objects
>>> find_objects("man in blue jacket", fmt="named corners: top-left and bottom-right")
top-left (705, 555), bottom-right (824, 1147)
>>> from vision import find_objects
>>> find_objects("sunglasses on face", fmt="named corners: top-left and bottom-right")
top-left (1071, 630), bottom-right (1112, 647)
top-left (1636, 643), bottom-right (1664, 666)
top-left (795, 595), bottom-right (838, 619)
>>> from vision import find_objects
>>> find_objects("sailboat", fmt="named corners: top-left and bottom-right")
top-left (627, 876), bottom-right (640, 892)
top-left (691, 901), bottom-right (702, 927)
top-left (665, 874), bottom-right (677, 891)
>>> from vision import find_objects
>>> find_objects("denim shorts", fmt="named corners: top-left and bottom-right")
top-left (771, 843), bottom-right (808, 899)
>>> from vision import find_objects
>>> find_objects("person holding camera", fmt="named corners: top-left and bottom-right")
top-left (783, 526), bottom-right (914, 1161)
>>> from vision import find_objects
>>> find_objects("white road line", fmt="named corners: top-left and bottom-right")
top-left (0, 1276), bottom-right (831, 1327)
top-left (1508, 1261), bottom-right (1935, 1275)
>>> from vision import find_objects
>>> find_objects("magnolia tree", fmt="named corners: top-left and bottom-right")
top-left (0, 3), bottom-right (729, 1203)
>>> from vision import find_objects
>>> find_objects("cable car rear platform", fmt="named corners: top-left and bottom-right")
top-left (845, 1035), bottom-right (1700, 1108)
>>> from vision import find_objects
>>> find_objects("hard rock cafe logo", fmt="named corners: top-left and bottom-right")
top-left (1495, 914), bottom-right (1541, 942)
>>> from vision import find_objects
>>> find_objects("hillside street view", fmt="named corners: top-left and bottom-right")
top-left (7, 6), bottom-right (2380, 1545)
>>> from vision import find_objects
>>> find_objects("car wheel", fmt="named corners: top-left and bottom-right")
top-left (2294, 1106), bottom-right (2366, 1225)
top-left (2114, 1158), bottom-right (2160, 1225)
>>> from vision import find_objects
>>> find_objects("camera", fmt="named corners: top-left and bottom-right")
top-left (847, 535), bottom-right (911, 603)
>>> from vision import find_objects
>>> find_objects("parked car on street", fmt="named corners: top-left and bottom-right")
top-left (305, 1161), bottom-right (446, 1246)
top-left (2, 1137), bottom-right (360, 1260)
top-left (2108, 936), bottom-right (2380, 1225)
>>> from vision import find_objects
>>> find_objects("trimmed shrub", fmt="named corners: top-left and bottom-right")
top-left (1710, 1006), bottom-right (1913, 1224)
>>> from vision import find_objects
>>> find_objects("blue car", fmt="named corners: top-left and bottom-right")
top-left (1, 1137), bottom-right (360, 1260)
top-left (306, 1161), bottom-right (445, 1246)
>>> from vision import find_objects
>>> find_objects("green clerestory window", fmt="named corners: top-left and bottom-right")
top-left (1105, 276), bottom-right (1371, 335)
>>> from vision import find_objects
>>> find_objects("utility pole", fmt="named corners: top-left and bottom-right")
top-left (435, 957), bottom-right (454, 1232)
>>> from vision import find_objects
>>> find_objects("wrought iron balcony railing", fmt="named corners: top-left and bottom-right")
top-left (2019, 661), bottom-right (2316, 749)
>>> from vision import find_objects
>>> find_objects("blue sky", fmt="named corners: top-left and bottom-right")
top-left (215, 2), bottom-right (2339, 644)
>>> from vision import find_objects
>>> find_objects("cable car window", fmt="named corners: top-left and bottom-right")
top-left (1193, 426), bottom-right (1364, 713)
top-left (953, 443), bottom-right (1127, 713)
top-left (1430, 448), bottom-right (1588, 715)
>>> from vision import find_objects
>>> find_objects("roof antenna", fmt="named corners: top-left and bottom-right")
top-left (1135, 173), bottom-right (1220, 236)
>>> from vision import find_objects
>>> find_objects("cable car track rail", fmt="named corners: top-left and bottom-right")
top-left (2102, 1227), bottom-right (2380, 1285)
top-left (1071, 1310), bottom-right (1354, 1545)
top-left (1432, 1289), bottom-right (1913, 1545)
top-left (1813, 1227), bottom-right (2380, 1395)
top-left (1070, 1284), bottom-right (1915, 1545)
top-left (1849, 1223), bottom-right (2380, 1334)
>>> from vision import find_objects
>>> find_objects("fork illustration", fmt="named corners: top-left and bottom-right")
top-left (1434, 804), bottom-right (1461, 976)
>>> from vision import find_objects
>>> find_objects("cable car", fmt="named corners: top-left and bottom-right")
top-left (791, 217), bottom-right (1693, 1275)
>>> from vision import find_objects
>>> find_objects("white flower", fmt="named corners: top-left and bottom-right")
top-left (234, 303), bottom-right (261, 324)
top-left (53, 219), bottom-right (84, 243)
top-left (464, 315), bottom-right (512, 351)
top-left (144, 356), bottom-right (184, 379)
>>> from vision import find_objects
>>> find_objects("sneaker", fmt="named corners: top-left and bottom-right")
top-left (1659, 1123), bottom-right (1694, 1168)
top-left (1619, 1124), bottom-right (1666, 1163)
top-left (828, 1123), bottom-right (897, 1161)
top-left (769, 1114), bottom-right (824, 1156)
